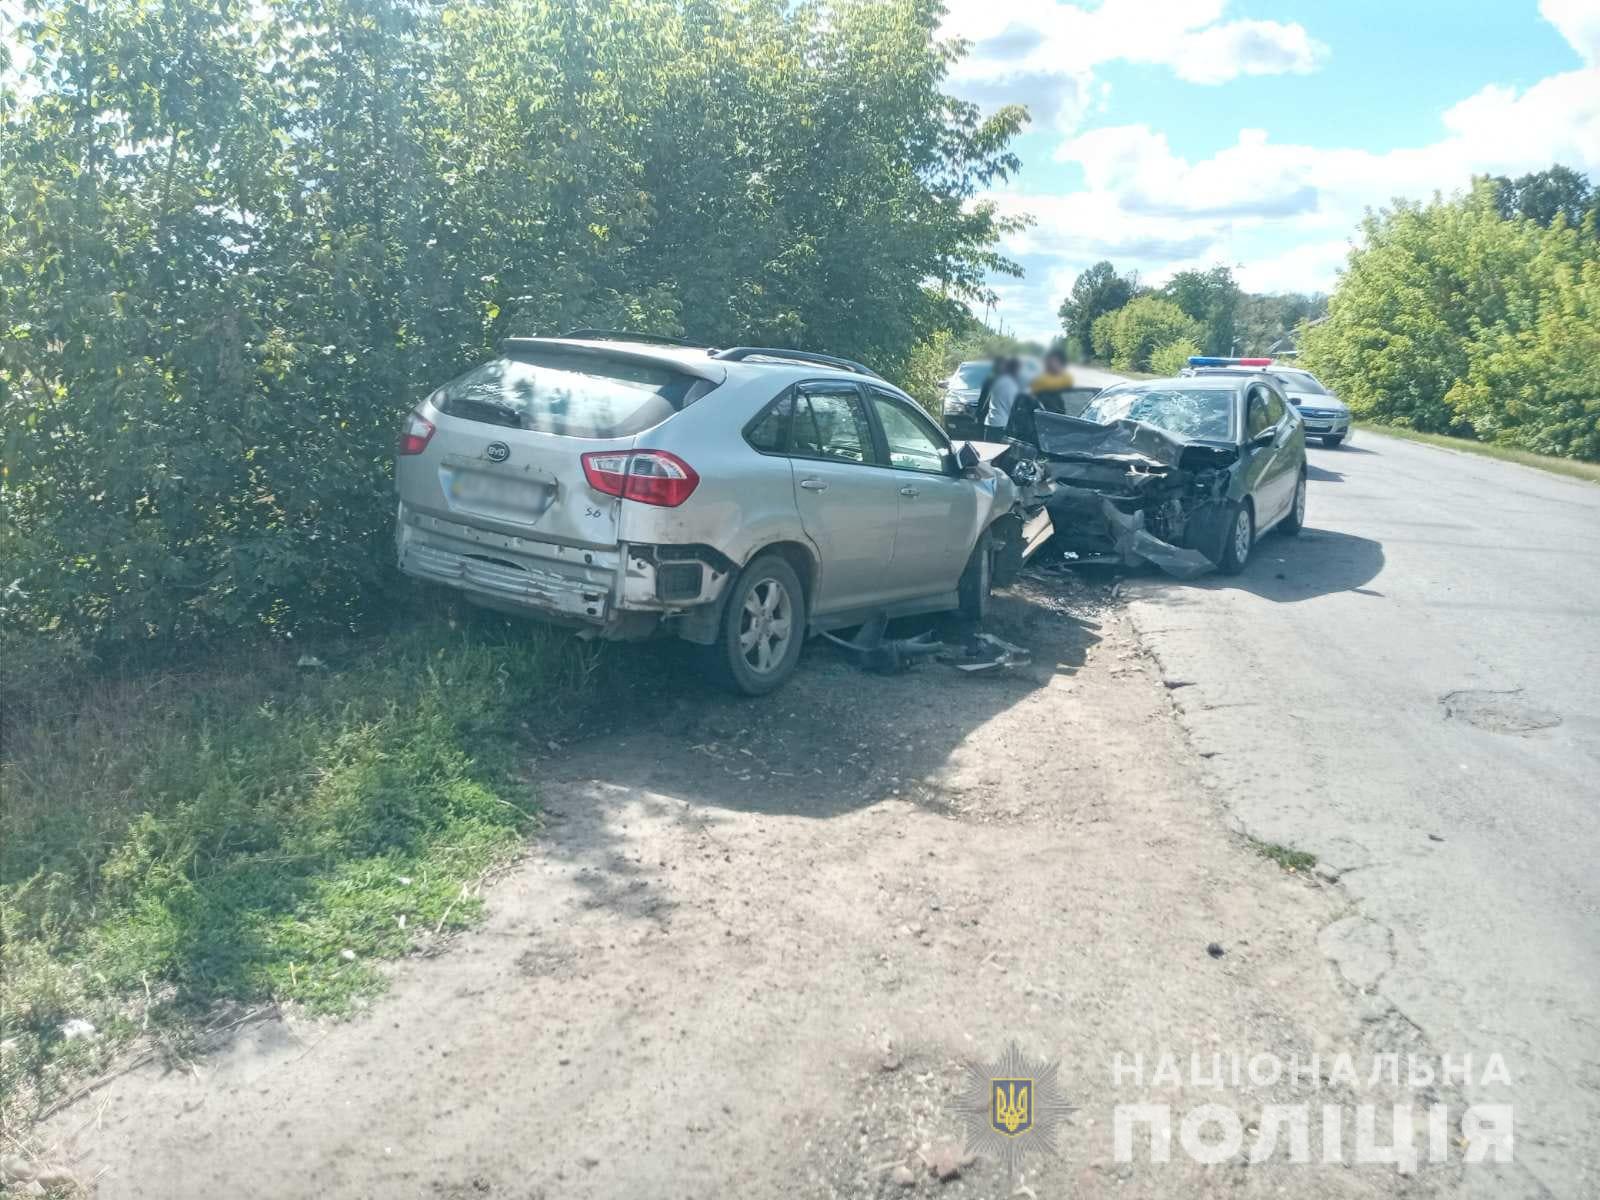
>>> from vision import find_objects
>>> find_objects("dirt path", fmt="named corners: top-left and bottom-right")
top-left (39, 581), bottom-right (1457, 1198)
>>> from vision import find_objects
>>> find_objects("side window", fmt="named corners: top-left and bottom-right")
top-left (745, 391), bottom-right (792, 453)
top-left (1264, 387), bottom-right (1286, 426)
top-left (793, 385), bottom-right (876, 466)
top-left (869, 390), bottom-right (954, 475)
top-left (1246, 387), bottom-right (1274, 437)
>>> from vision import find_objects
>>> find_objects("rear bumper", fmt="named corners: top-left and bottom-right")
top-left (395, 505), bottom-right (732, 635)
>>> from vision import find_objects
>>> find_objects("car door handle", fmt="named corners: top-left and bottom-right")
top-left (799, 478), bottom-right (828, 492)
top-left (899, 485), bottom-right (920, 498)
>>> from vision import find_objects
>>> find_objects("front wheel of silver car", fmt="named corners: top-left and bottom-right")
top-left (703, 554), bottom-right (806, 696)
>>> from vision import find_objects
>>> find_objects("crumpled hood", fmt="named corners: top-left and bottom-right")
top-left (1032, 410), bottom-right (1238, 471)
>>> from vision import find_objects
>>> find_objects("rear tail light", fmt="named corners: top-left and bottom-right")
top-left (398, 408), bottom-right (436, 456)
top-left (581, 450), bottom-right (700, 507)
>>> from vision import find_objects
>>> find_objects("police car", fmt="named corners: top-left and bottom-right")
top-left (1182, 358), bottom-right (1352, 448)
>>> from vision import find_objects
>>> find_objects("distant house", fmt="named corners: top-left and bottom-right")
top-left (1268, 314), bottom-right (1328, 360)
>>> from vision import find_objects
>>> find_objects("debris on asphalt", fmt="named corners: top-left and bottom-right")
top-left (820, 613), bottom-right (944, 674)
top-left (890, 1164), bottom-right (917, 1187)
top-left (1206, 942), bottom-right (1225, 959)
top-left (945, 632), bottom-right (1030, 674)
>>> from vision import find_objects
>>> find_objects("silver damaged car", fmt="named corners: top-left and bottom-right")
top-left (395, 334), bottom-right (1050, 694)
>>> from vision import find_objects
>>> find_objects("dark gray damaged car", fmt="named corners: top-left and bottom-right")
top-left (1034, 375), bottom-right (1308, 577)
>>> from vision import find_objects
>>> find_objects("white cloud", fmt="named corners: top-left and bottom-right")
top-left (984, 59), bottom-right (1600, 337)
top-left (942, 0), bottom-right (1326, 132)
top-left (1540, 0), bottom-right (1600, 63)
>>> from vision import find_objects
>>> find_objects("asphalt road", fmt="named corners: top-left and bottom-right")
top-left (1125, 432), bottom-right (1600, 1198)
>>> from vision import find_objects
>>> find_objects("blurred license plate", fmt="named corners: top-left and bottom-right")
top-left (444, 469), bottom-right (547, 508)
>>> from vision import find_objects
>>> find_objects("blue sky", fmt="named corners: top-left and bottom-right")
top-left (941, 0), bottom-right (1600, 339)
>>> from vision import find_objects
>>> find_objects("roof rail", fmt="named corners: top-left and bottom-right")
top-left (560, 329), bottom-right (704, 347)
top-left (712, 346), bottom-right (882, 379)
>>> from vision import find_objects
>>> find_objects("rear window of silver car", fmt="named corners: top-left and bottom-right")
top-left (429, 352), bottom-right (712, 438)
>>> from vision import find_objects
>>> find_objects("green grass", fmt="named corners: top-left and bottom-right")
top-left (1358, 424), bottom-right (1600, 484)
top-left (1247, 837), bottom-right (1318, 874)
top-left (0, 611), bottom-right (598, 1132)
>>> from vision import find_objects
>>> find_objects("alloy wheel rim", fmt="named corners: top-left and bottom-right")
top-left (1234, 511), bottom-right (1252, 562)
top-left (739, 578), bottom-right (793, 674)
top-left (1295, 476), bottom-right (1306, 524)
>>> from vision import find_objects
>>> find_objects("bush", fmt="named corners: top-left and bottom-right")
top-left (1149, 337), bottom-right (1203, 377)
top-left (1301, 174), bottom-right (1600, 460)
top-left (0, 0), bottom-right (1026, 652)
top-left (1099, 298), bottom-right (1204, 373)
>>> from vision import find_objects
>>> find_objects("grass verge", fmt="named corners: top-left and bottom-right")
top-left (1247, 837), bottom-right (1318, 874)
top-left (0, 610), bottom-right (597, 1135)
top-left (1357, 424), bottom-right (1600, 484)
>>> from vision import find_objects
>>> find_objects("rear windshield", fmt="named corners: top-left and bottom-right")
top-left (1082, 387), bottom-right (1236, 441)
top-left (1271, 369), bottom-right (1329, 396)
top-left (430, 352), bottom-right (709, 438)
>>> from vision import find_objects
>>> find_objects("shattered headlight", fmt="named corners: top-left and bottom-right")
top-left (1008, 458), bottom-right (1041, 485)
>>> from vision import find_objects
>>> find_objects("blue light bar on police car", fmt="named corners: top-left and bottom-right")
top-left (1187, 356), bottom-right (1274, 367)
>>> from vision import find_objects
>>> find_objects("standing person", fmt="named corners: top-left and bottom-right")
top-left (1029, 347), bottom-right (1075, 413)
top-left (982, 357), bottom-right (1019, 441)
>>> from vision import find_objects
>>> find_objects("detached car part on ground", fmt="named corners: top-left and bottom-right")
top-left (1035, 375), bottom-right (1308, 579)
top-left (395, 335), bottom-right (1052, 695)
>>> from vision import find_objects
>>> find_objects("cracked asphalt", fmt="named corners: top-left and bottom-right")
top-left (1125, 431), bottom-right (1600, 1199)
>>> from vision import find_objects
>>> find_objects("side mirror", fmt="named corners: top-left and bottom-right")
top-left (1251, 427), bottom-right (1277, 448)
top-left (957, 441), bottom-right (981, 469)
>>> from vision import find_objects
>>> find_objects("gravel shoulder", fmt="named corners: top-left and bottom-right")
top-left (37, 579), bottom-right (1454, 1198)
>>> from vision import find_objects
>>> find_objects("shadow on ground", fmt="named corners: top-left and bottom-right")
top-left (528, 579), bottom-right (1111, 920)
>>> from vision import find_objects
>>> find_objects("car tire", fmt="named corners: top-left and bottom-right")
top-left (701, 554), bottom-right (806, 696)
top-left (1323, 434), bottom-right (1345, 448)
top-left (1280, 470), bottom-right (1307, 537)
top-left (1217, 502), bottom-right (1254, 575)
top-left (957, 529), bottom-right (994, 623)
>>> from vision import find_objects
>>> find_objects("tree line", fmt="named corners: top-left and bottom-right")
top-left (1057, 261), bottom-right (1325, 375)
top-left (1057, 165), bottom-right (1599, 463)
top-left (1303, 167), bottom-right (1599, 461)
top-left (0, 0), bottom-right (1026, 653)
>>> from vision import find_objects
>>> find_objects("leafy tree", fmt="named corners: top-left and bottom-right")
top-left (0, 0), bottom-right (1028, 649)
top-left (1235, 292), bottom-right (1326, 356)
top-left (1161, 265), bottom-right (1242, 357)
top-left (1057, 261), bottom-right (1134, 360)
top-left (1098, 297), bottom-right (1203, 373)
top-left (1302, 175), bottom-right (1598, 459)
top-left (1149, 337), bottom-right (1203, 377)
top-left (1446, 258), bottom-right (1600, 460)
top-left (1488, 165), bottom-right (1594, 230)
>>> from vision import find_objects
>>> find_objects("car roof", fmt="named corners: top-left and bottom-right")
top-left (505, 336), bottom-right (916, 400)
